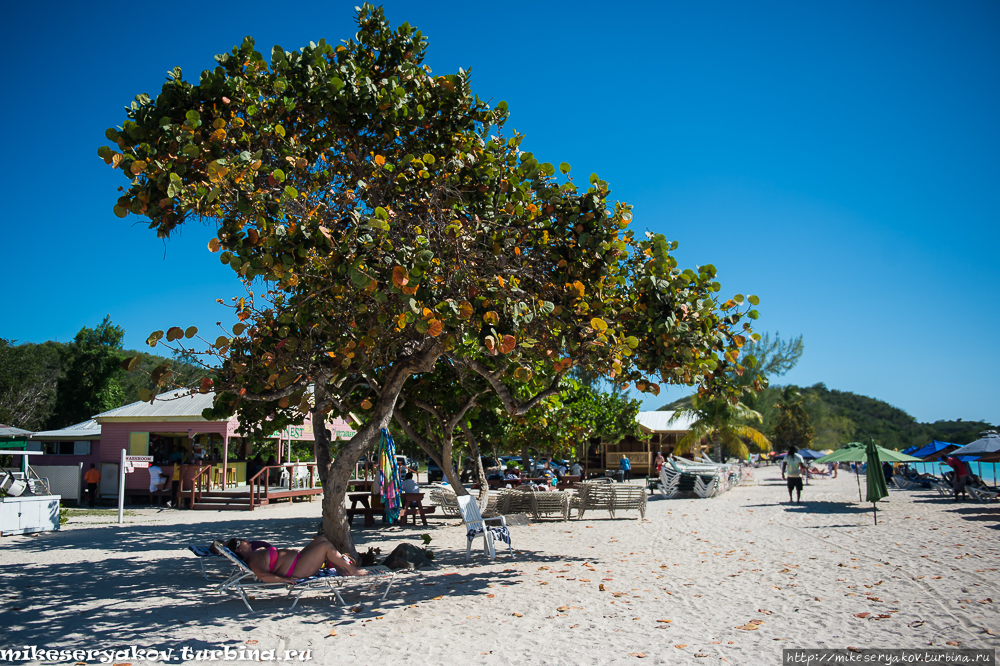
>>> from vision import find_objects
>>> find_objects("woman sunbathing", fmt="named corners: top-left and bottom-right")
top-left (214, 534), bottom-right (367, 584)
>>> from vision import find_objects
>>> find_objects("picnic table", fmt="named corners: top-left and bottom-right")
top-left (347, 491), bottom-right (437, 527)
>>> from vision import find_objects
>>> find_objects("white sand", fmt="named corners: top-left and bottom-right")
top-left (1, 469), bottom-right (997, 665)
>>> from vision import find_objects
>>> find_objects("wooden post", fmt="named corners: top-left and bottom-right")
top-left (221, 432), bottom-right (229, 490)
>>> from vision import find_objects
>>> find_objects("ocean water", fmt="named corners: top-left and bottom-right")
top-left (846, 460), bottom-right (999, 485)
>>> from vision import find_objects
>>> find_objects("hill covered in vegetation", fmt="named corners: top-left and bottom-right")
top-left (663, 383), bottom-right (994, 451)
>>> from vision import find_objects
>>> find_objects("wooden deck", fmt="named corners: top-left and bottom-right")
top-left (187, 484), bottom-right (323, 510)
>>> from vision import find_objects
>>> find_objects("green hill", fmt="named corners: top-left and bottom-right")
top-left (661, 383), bottom-right (994, 451)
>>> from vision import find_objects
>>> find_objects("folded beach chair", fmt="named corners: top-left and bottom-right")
top-left (658, 467), bottom-right (681, 498)
top-left (197, 544), bottom-right (395, 612)
top-left (458, 494), bottom-right (512, 562)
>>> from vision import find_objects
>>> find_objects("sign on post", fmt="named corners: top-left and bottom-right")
top-left (118, 454), bottom-right (154, 525)
top-left (125, 455), bottom-right (152, 469)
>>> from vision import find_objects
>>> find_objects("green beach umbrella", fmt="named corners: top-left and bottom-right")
top-left (865, 438), bottom-right (889, 525)
top-left (813, 443), bottom-right (922, 502)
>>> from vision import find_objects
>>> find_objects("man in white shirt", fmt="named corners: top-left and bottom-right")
top-left (401, 473), bottom-right (420, 495)
top-left (781, 446), bottom-right (807, 504)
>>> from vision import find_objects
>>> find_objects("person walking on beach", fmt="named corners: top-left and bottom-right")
top-left (84, 464), bottom-right (101, 508)
top-left (943, 455), bottom-right (970, 501)
top-left (619, 454), bottom-right (632, 482)
top-left (654, 452), bottom-right (665, 475)
top-left (781, 446), bottom-right (807, 503)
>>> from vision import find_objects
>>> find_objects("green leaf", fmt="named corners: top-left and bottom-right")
top-left (748, 310), bottom-right (759, 320)
top-left (284, 186), bottom-right (298, 198)
top-left (273, 168), bottom-right (286, 182)
top-left (540, 163), bottom-right (555, 176)
top-left (539, 301), bottom-right (555, 315)
top-left (559, 162), bottom-right (571, 174)
top-left (734, 294), bottom-right (744, 304)
top-left (748, 295), bottom-right (760, 306)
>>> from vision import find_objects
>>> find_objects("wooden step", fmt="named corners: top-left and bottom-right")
top-left (191, 503), bottom-right (251, 511)
top-left (195, 496), bottom-right (251, 505)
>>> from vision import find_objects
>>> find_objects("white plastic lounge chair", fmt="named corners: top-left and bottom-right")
top-left (967, 486), bottom-right (999, 503)
top-left (458, 494), bottom-right (512, 562)
top-left (204, 544), bottom-right (395, 612)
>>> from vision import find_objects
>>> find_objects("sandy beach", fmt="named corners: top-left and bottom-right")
top-left (1, 468), bottom-right (997, 665)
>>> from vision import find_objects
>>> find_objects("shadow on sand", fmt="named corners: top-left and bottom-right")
top-left (1, 510), bottom-right (591, 651)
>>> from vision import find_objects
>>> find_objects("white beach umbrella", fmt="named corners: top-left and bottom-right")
top-left (949, 432), bottom-right (1000, 458)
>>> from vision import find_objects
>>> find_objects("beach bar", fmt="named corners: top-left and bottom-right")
top-left (26, 389), bottom-right (356, 509)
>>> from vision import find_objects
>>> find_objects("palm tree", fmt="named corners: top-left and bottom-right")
top-left (669, 396), bottom-right (772, 462)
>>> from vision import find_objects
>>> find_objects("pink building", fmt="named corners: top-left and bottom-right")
top-left (29, 389), bottom-right (356, 506)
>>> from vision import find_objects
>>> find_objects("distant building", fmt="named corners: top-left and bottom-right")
top-left (594, 411), bottom-right (697, 475)
top-left (27, 389), bottom-right (355, 505)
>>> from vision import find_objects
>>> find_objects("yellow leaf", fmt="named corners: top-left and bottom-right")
top-left (427, 319), bottom-right (443, 336)
top-left (572, 281), bottom-right (585, 298)
top-left (361, 399), bottom-right (372, 410)
top-left (208, 238), bottom-right (221, 252)
top-left (591, 317), bottom-right (608, 332)
top-left (458, 301), bottom-right (473, 319)
top-left (374, 155), bottom-right (385, 166)
top-left (130, 160), bottom-right (147, 175)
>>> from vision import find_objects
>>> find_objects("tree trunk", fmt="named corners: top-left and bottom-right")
top-left (318, 341), bottom-right (441, 558)
top-left (521, 444), bottom-right (531, 474)
top-left (438, 428), bottom-right (467, 494)
top-left (714, 435), bottom-right (722, 463)
top-left (461, 421), bottom-right (490, 511)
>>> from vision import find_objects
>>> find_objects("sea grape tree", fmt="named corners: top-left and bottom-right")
top-left (104, 5), bottom-right (761, 555)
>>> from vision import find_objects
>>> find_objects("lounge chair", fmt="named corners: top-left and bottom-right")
top-left (967, 486), bottom-right (999, 503)
top-left (188, 544), bottom-right (238, 581)
top-left (198, 543), bottom-right (395, 612)
top-left (572, 481), bottom-right (646, 519)
top-left (458, 494), bottom-right (512, 562)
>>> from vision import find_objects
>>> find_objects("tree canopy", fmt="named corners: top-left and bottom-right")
top-left (104, 5), bottom-right (761, 555)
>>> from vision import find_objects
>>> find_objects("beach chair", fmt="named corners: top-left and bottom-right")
top-left (930, 481), bottom-right (952, 497)
top-left (189, 544), bottom-right (239, 581)
top-left (658, 467), bottom-right (681, 498)
top-left (428, 485), bottom-right (462, 516)
top-left (694, 472), bottom-right (722, 498)
top-left (610, 484), bottom-right (647, 519)
top-left (201, 543), bottom-right (395, 612)
top-left (458, 494), bottom-right (512, 562)
top-left (967, 486), bottom-right (998, 503)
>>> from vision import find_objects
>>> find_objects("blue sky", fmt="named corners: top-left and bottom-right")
top-left (2, 1), bottom-right (997, 425)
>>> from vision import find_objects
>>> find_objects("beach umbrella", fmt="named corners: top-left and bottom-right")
top-left (865, 439), bottom-right (889, 525)
top-left (798, 449), bottom-right (826, 462)
top-left (949, 432), bottom-right (1000, 458)
top-left (813, 443), bottom-right (922, 501)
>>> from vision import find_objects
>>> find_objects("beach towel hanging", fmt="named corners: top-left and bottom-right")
top-left (467, 525), bottom-right (511, 546)
top-left (377, 428), bottom-right (403, 524)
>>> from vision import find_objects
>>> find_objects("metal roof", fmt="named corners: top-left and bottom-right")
top-left (94, 388), bottom-right (218, 421)
top-left (30, 419), bottom-right (102, 440)
top-left (0, 424), bottom-right (33, 437)
top-left (637, 410), bottom-right (697, 432)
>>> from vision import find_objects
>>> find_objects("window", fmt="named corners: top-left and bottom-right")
top-left (42, 441), bottom-right (91, 455)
